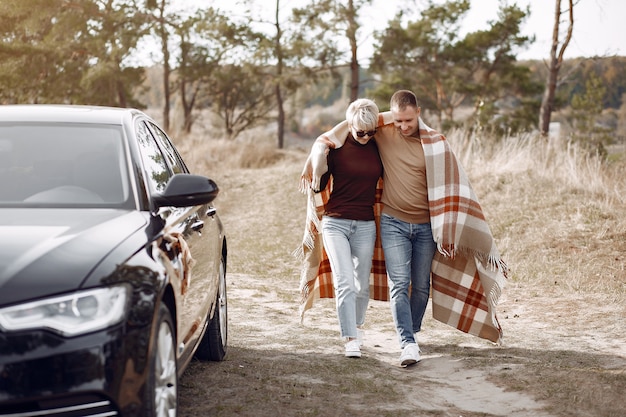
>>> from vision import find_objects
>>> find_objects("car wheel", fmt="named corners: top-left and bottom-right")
top-left (195, 255), bottom-right (227, 361)
top-left (144, 304), bottom-right (178, 417)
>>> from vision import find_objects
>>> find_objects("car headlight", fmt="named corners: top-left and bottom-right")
top-left (0, 285), bottom-right (130, 337)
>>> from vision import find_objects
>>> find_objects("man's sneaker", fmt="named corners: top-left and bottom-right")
top-left (357, 328), bottom-right (365, 347)
top-left (399, 343), bottom-right (421, 367)
top-left (345, 340), bottom-right (361, 358)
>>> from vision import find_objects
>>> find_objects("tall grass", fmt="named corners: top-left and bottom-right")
top-left (174, 128), bottom-right (626, 300)
top-left (175, 129), bottom-right (625, 417)
top-left (445, 130), bottom-right (626, 298)
top-left (448, 129), bottom-right (625, 202)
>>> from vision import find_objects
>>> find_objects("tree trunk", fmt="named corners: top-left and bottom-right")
top-left (276, 84), bottom-right (285, 149)
top-left (275, 0), bottom-right (285, 149)
top-left (179, 78), bottom-right (198, 134)
top-left (158, 0), bottom-right (170, 131)
top-left (538, 0), bottom-right (574, 136)
top-left (539, 56), bottom-right (559, 136)
top-left (182, 82), bottom-right (192, 134)
top-left (117, 79), bottom-right (127, 108)
top-left (347, 0), bottom-right (359, 102)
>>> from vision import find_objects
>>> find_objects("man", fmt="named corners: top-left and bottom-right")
top-left (300, 90), bottom-right (507, 367)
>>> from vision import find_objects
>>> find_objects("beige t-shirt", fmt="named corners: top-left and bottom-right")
top-left (376, 124), bottom-right (430, 224)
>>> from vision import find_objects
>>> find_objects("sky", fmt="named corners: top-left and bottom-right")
top-left (209, 0), bottom-right (624, 62)
top-left (457, 0), bottom-right (624, 60)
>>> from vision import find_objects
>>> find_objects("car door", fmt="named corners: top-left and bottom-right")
top-left (141, 121), bottom-right (221, 361)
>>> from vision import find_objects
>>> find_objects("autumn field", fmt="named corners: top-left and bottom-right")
top-left (171, 123), bottom-right (625, 416)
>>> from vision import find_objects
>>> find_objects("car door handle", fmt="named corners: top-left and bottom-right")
top-left (206, 207), bottom-right (217, 217)
top-left (191, 220), bottom-right (204, 232)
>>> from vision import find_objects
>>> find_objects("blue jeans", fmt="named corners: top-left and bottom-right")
top-left (380, 213), bottom-right (437, 348)
top-left (322, 217), bottom-right (376, 339)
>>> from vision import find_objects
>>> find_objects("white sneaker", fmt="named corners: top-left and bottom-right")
top-left (399, 343), bottom-right (421, 367)
top-left (345, 340), bottom-right (361, 358)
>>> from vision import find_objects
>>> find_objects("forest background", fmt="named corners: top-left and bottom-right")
top-left (1, 0), bottom-right (626, 158)
top-left (2, 1), bottom-right (625, 415)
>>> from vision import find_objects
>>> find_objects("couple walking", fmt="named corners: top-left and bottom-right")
top-left (297, 90), bottom-right (508, 367)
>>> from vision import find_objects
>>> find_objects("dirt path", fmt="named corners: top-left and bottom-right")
top-left (178, 273), bottom-right (625, 416)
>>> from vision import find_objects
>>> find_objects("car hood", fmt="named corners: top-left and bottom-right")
top-left (0, 209), bottom-right (148, 306)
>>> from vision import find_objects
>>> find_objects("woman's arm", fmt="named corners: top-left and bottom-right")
top-left (302, 111), bottom-right (393, 191)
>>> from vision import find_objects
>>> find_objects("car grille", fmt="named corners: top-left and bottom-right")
top-left (0, 394), bottom-right (118, 417)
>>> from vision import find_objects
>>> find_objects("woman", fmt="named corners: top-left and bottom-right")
top-left (308, 99), bottom-right (383, 357)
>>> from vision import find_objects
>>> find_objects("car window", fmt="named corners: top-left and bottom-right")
top-left (0, 123), bottom-right (130, 207)
top-left (135, 121), bottom-right (171, 193)
top-left (147, 122), bottom-right (189, 174)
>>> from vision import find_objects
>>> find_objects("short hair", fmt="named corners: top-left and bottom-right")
top-left (390, 90), bottom-right (419, 111)
top-left (346, 98), bottom-right (379, 131)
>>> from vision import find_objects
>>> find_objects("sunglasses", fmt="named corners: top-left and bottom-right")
top-left (355, 129), bottom-right (377, 137)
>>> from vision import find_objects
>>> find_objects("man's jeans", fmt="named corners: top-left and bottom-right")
top-left (380, 213), bottom-right (437, 348)
top-left (322, 217), bottom-right (376, 339)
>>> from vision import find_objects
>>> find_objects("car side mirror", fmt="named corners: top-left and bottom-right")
top-left (153, 174), bottom-right (219, 208)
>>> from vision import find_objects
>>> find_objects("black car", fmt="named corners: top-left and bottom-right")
top-left (0, 105), bottom-right (228, 416)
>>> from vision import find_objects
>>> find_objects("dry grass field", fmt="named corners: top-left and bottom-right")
top-left (171, 125), bottom-right (625, 417)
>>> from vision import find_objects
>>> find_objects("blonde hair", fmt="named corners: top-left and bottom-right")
top-left (346, 98), bottom-right (379, 131)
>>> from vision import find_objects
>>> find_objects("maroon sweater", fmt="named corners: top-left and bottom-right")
top-left (320, 134), bottom-right (383, 221)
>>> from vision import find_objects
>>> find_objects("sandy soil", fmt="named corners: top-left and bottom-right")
top-left (177, 273), bottom-right (625, 417)
top-left (174, 139), bottom-right (625, 416)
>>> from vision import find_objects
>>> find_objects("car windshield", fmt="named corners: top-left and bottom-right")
top-left (0, 123), bottom-right (131, 208)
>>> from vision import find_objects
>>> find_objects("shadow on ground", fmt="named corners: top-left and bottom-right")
top-left (178, 341), bottom-right (625, 417)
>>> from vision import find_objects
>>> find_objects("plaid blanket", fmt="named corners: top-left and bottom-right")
top-left (296, 113), bottom-right (508, 344)
top-left (295, 177), bottom-right (389, 309)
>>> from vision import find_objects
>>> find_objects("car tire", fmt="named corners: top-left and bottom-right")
top-left (195, 255), bottom-right (227, 361)
top-left (144, 303), bottom-right (178, 417)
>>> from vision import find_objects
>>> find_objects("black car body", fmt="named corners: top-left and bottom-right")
top-left (0, 105), bottom-right (228, 416)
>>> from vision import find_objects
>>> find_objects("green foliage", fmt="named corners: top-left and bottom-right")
top-left (528, 57), bottom-right (626, 111)
top-left (172, 7), bottom-right (255, 132)
top-left (569, 72), bottom-right (611, 156)
top-left (209, 63), bottom-right (275, 139)
top-left (0, 0), bottom-right (90, 103)
top-left (289, 0), bottom-right (376, 103)
top-left (569, 58), bottom-right (626, 110)
top-left (0, 0), bottom-right (148, 106)
top-left (369, 0), bottom-right (539, 134)
top-left (291, 0), bottom-right (347, 67)
top-left (0, 0), bottom-right (624, 144)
